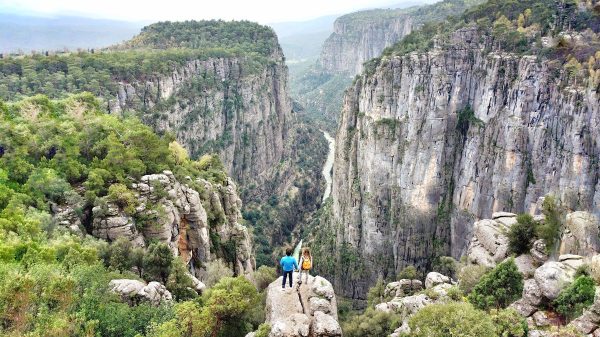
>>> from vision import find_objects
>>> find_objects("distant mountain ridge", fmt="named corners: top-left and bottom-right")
top-left (0, 13), bottom-right (144, 53)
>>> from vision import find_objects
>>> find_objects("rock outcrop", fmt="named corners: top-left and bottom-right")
top-left (92, 170), bottom-right (255, 277)
top-left (560, 212), bottom-right (600, 256)
top-left (249, 274), bottom-right (341, 337)
top-left (328, 21), bottom-right (600, 298)
top-left (374, 272), bottom-right (455, 336)
top-left (109, 279), bottom-right (173, 305)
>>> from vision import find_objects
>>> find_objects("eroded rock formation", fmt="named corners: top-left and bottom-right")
top-left (91, 170), bottom-right (255, 277)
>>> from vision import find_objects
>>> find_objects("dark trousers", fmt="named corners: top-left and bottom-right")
top-left (282, 270), bottom-right (293, 288)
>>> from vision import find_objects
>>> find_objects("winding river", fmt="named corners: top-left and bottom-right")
top-left (322, 131), bottom-right (335, 203)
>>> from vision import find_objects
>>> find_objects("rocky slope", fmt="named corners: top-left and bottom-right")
top-left (324, 3), bottom-right (600, 299)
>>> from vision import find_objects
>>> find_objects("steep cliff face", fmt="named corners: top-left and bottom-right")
top-left (319, 13), bottom-right (413, 74)
top-left (329, 23), bottom-right (600, 298)
top-left (108, 48), bottom-right (291, 187)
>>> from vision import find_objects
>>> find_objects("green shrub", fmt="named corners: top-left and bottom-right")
top-left (537, 196), bottom-right (563, 250)
top-left (467, 258), bottom-right (523, 310)
top-left (366, 278), bottom-right (388, 307)
top-left (491, 308), bottom-right (528, 337)
top-left (343, 308), bottom-right (402, 337)
top-left (204, 259), bottom-right (233, 287)
top-left (458, 264), bottom-right (489, 295)
top-left (407, 302), bottom-right (496, 337)
top-left (166, 257), bottom-right (197, 301)
top-left (553, 275), bottom-right (595, 322)
top-left (397, 265), bottom-right (418, 280)
top-left (255, 323), bottom-right (271, 337)
top-left (447, 286), bottom-right (463, 301)
top-left (431, 256), bottom-right (458, 279)
top-left (254, 265), bottom-right (277, 291)
top-left (107, 183), bottom-right (139, 215)
top-left (143, 243), bottom-right (173, 283)
top-left (508, 214), bottom-right (537, 255)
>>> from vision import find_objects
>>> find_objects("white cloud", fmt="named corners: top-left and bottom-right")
top-left (0, 0), bottom-right (431, 23)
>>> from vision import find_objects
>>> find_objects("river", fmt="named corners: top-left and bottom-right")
top-left (322, 131), bottom-right (335, 203)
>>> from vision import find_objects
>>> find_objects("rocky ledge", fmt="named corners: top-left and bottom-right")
top-left (247, 274), bottom-right (342, 337)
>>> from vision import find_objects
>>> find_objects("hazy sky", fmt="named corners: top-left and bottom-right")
top-left (0, 0), bottom-right (432, 23)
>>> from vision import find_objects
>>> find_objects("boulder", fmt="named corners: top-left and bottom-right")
top-left (425, 272), bottom-right (451, 289)
top-left (532, 311), bottom-right (551, 327)
top-left (522, 279), bottom-right (543, 306)
top-left (510, 298), bottom-right (538, 317)
top-left (190, 274), bottom-right (206, 294)
top-left (109, 279), bottom-right (172, 305)
top-left (534, 261), bottom-right (576, 300)
top-left (400, 293), bottom-right (433, 316)
top-left (385, 279), bottom-right (423, 297)
top-left (137, 281), bottom-right (173, 305)
top-left (559, 254), bottom-right (584, 270)
top-left (466, 218), bottom-right (511, 267)
top-left (514, 254), bottom-right (537, 278)
top-left (530, 239), bottom-right (548, 264)
top-left (560, 212), bottom-right (600, 256)
top-left (312, 311), bottom-right (342, 336)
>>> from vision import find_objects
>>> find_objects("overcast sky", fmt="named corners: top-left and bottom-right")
top-left (0, 0), bottom-right (435, 23)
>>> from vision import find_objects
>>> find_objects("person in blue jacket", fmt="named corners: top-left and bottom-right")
top-left (280, 248), bottom-right (298, 289)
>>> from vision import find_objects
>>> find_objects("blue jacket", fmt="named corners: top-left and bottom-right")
top-left (280, 255), bottom-right (298, 272)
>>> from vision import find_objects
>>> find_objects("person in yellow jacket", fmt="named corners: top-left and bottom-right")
top-left (298, 248), bottom-right (312, 285)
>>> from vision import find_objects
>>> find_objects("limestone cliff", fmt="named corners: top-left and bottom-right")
top-left (318, 0), bottom-right (482, 75)
top-left (319, 11), bottom-right (413, 74)
top-left (107, 46), bottom-right (292, 187)
top-left (327, 20), bottom-right (600, 298)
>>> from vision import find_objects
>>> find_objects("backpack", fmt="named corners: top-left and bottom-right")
top-left (302, 256), bottom-right (311, 270)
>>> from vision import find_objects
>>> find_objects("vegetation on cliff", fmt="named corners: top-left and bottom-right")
top-left (0, 93), bottom-right (271, 336)
top-left (0, 20), bottom-right (279, 101)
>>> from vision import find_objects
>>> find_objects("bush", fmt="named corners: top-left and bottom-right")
top-left (397, 265), bottom-right (418, 280)
top-left (107, 183), bottom-right (138, 215)
top-left (537, 196), bottom-right (563, 250)
top-left (553, 275), bottom-right (596, 322)
top-left (447, 286), bottom-right (463, 301)
top-left (203, 259), bottom-right (233, 287)
top-left (458, 264), bottom-right (489, 295)
top-left (255, 323), bottom-right (271, 337)
top-left (407, 302), bottom-right (496, 337)
top-left (254, 265), bottom-right (277, 291)
top-left (431, 256), bottom-right (458, 279)
top-left (366, 278), bottom-right (388, 308)
top-left (467, 258), bottom-right (523, 310)
top-left (143, 243), bottom-right (173, 283)
top-left (508, 214), bottom-right (537, 255)
top-left (491, 308), bottom-right (528, 337)
top-left (343, 308), bottom-right (402, 337)
top-left (166, 257), bottom-right (197, 301)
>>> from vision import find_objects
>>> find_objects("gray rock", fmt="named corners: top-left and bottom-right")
top-left (523, 279), bottom-right (543, 306)
top-left (109, 279), bottom-right (172, 305)
top-left (534, 261), bottom-right (576, 300)
top-left (311, 311), bottom-right (342, 336)
top-left (532, 311), bottom-right (551, 327)
top-left (530, 240), bottom-right (549, 264)
top-left (425, 272), bottom-right (451, 289)
top-left (514, 254), bottom-right (537, 278)
top-left (510, 299), bottom-right (538, 317)
top-left (309, 297), bottom-right (332, 315)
